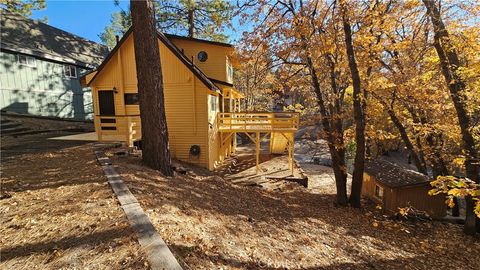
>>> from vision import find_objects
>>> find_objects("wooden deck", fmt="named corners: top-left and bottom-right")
top-left (217, 112), bottom-right (299, 132)
top-left (217, 112), bottom-right (299, 174)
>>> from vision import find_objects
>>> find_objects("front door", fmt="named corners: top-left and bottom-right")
top-left (98, 91), bottom-right (115, 116)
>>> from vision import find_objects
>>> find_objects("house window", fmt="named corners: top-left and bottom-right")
top-left (227, 58), bottom-right (233, 82)
top-left (208, 94), bottom-right (217, 124)
top-left (198, 51), bottom-right (208, 62)
top-left (210, 95), bottom-right (217, 112)
top-left (124, 93), bottom-right (139, 105)
top-left (64, 65), bottom-right (77, 78)
top-left (17, 54), bottom-right (36, 67)
top-left (374, 184), bottom-right (384, 199)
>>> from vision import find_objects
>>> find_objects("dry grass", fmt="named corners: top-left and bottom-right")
top-left (1, 143), bottom-right (147, 269)
top-left (111, 153), bottom-right (480, 270)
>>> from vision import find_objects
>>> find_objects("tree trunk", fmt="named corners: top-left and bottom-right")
top-left (187, 8), bottom-right (195, 38)
top-left (305, 55), bottom-right (348, 206)
top-left (342, 8), bottom-right (366, 208)
top-left (423, 0), bottom-right (479, 234)
top-left (330, 146), bottom-right (349, 206)
top-left (386, 108), bottom-right (428, 174)
top-left (131, 0), bottom-right (174, 176)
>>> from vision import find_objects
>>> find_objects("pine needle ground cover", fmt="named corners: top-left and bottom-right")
top-left (111, 152), bottom-right (480, 270)
top-left (1, 137), bottom-right (147, 269)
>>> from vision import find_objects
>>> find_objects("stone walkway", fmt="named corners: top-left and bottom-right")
top-left (95, 151), bottom-right (183, 270)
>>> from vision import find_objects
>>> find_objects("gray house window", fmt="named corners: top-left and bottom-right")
top-left (64, 65), bottom-right (77, 78)
top-left (17, 54), bottom-right (36, 67)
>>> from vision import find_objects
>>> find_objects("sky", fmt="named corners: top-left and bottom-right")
top-left (31, 0), bottom-right (129, 43)
top-left (30, 0), bottom-right (247, 45)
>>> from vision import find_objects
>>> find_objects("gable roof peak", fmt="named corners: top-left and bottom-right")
top-left (0, 9), bottom-right (109, 68)
top-left (84, 28), bottom-right (220, 92)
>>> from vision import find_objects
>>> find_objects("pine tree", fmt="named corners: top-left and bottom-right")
top-left (0, 0), bottom-right (46, 16)
top-left (100, 0), bottom-right (233, 47)
top-left (130, 0), bottom-right (173, 176)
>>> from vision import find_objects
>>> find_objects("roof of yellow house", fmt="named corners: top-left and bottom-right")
top-left (164, 33), bottom-right (233, 48)
top-left (82, 28), bottom-right (225, 93)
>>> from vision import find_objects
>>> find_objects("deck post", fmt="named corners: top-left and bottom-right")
top-left (233, 132), bottom-right (237, 154)
top-left (290, 133), bottom-right (295, 174)
top-left (126, 117), bottom-right (132, 147)
top-left (256, 132), bottom-right (260, 174)
top-left (96, 117), bottom-right (103, 141)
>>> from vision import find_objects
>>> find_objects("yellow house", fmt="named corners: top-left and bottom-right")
top-left (82, 29), bottom-right (299, 172)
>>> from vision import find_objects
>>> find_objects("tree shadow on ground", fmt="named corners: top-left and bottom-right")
top-left (1, 141), bottom-right (105, 193)
top-left (115, 154), bottom-right (480, 269)
top-left (119, 157), bottom-right (408, 239)
top-left (0, 227), bottom-right (132, 262)
top-left (170, 243), bottom-right (428, 270)
top-left (1, 133), bottom-right (92, 160)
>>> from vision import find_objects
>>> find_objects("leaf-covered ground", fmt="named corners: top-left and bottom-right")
top-left (1, 114), bottom-right (478, 269)
top-left (0, 116), bottom-right (147, 269)
top-left (111, 152), bottom-right (480, 270)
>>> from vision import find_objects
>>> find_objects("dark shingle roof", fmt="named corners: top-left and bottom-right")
top-left (0, 10), bottom-right (109, 68)
top-left (164, 33), bottom-right (233, 48)
top-left (365, 159), bottom-right (431, 188)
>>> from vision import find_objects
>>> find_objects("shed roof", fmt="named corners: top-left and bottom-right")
top-left (0, 10), bottom-right (109, 69)
top-left (365, 159), bottom-right (431, 188)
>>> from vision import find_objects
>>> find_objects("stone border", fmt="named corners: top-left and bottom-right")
top-left (95, 151), bottom-right (183, 270)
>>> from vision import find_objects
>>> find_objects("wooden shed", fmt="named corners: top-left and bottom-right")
top-left (81, 29), bottom-right (299, 172)
top-left (362, 160), bottom-right (447, 218)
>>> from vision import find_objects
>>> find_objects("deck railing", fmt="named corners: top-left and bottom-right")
top-left (217, 112), bottom-right (300, 132)
top-left (95, 115), bottom-right (141, 146)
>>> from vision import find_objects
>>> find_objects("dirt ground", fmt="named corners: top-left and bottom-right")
top-left (2, 114), bottom-right (479, 269)
top-left (109, 150), bottom-right (480, 270)
top-left (1, 115), bottom-right (147, 269)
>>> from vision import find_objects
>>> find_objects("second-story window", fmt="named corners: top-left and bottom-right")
top-left (64, 65), bottom-right (77, 78)
top-left (17, 54), bottom-right (36, 67)
top-left (227, 60), bottom-right (233, 82)
top-left (198, 51), bottom-right (208, 62)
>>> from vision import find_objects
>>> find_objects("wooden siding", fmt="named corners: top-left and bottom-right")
top-left (90, 34), bottom-right (216, 169)
top-left (0, 51), bottom-right (92, 119)
top-left (362, 173), bottom-right (395, 209)
top-left (393, 186), bottom-right (446, 218)
top-left (362, 172), bottom-right (446, 218)
top-left (169, 38), bottom-right (231, 83)
top-left (207, 93), bottom-right (231, 169)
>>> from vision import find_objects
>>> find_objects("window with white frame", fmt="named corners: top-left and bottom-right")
top-left (374, 184), bottom-right (384, 199)
top-left (64, 65), bottom-right (77, 78)
top-left (210, 95), bottom-right (217, 112)
top-left (208, 94), bottom-right (217, 124)
top-left (17, 54), bottom-right (36, 67)
top-left (226, 57), bottom-right (233, 82)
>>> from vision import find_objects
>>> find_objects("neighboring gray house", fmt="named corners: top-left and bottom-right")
top-left (0, 10), bottom-right (109, 119)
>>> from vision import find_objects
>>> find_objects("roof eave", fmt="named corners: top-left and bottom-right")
top-left (0, 45), bottom-right (95, 69)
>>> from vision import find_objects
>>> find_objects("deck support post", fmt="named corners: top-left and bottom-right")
top-left (289, 133), bottom-right (294, 175)
top-left (127, 117), bottom-right (133, 147)
top-left (233, 132), bottom-right (237, 155)
top-left (256, 132), bottom-right (260, 174)
top-left (96, 118), bottom-right (103, 141)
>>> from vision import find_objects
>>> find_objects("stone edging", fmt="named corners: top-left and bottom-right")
top-left (95, 151), bottom-right (183, 270)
